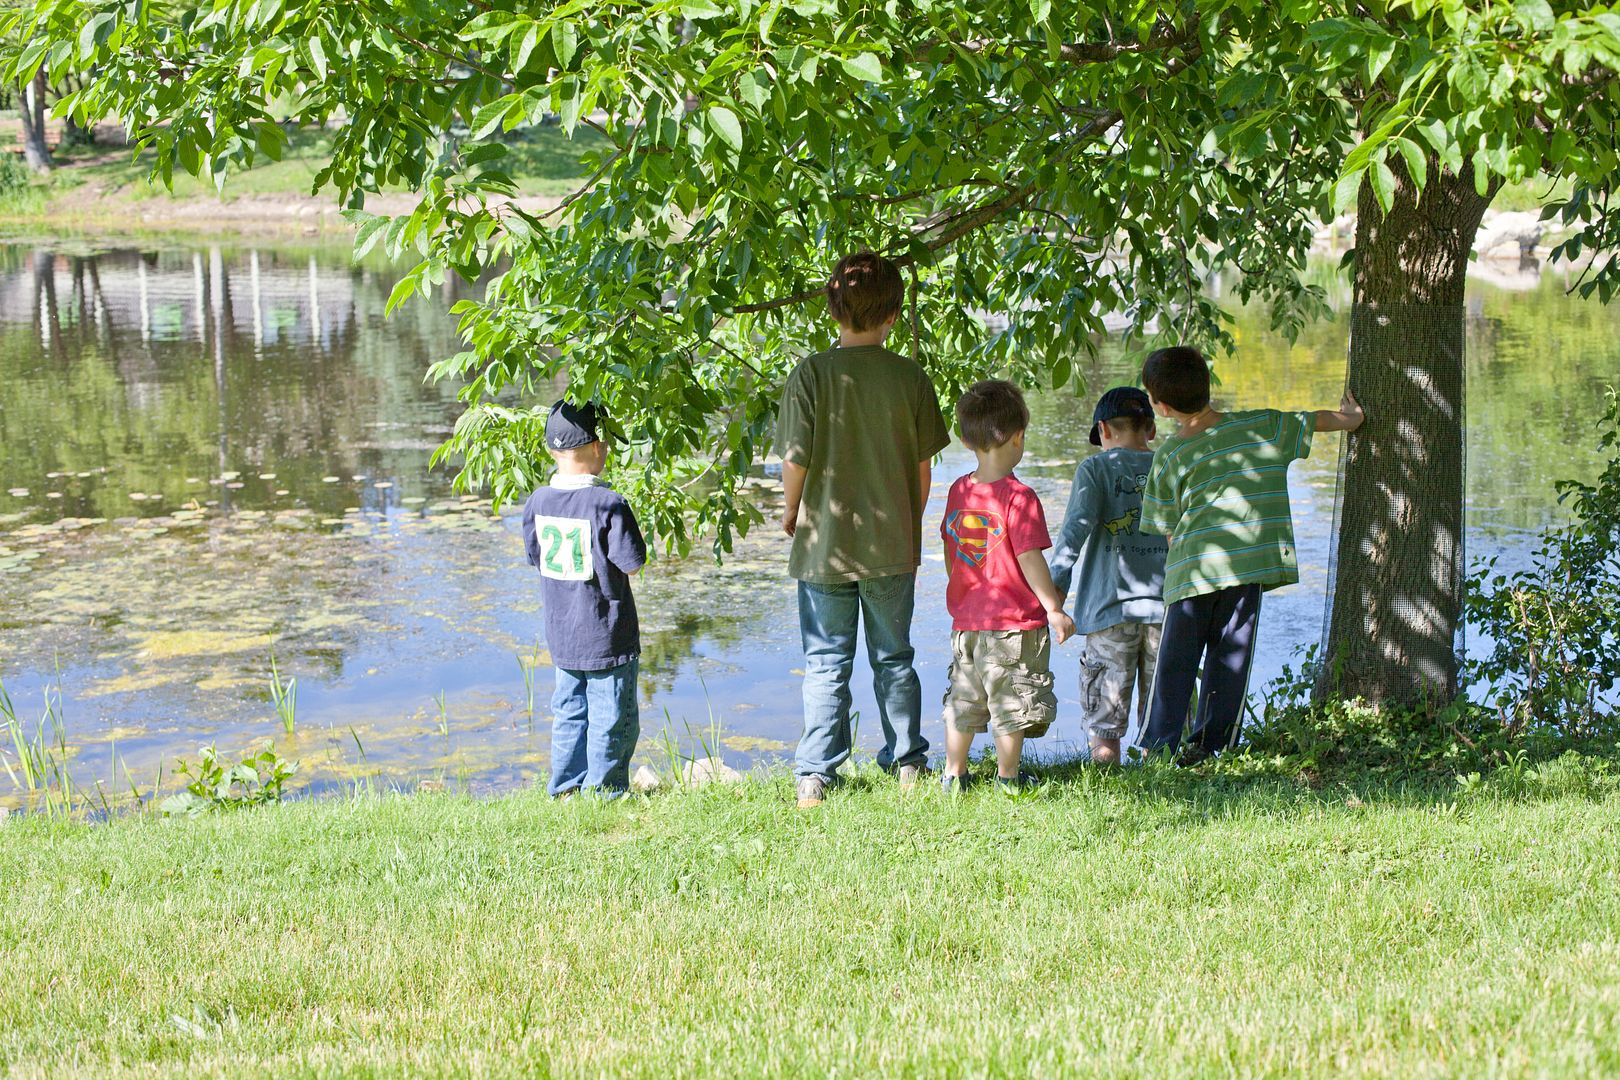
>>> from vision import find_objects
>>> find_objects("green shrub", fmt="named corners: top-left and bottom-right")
top-left (1467, 387), bottom-right (1620, 736)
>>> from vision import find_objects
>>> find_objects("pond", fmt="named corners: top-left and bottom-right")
top-left (0, 240), bottom-right (1615, 809)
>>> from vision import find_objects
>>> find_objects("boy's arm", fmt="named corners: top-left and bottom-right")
top-left (1016, 549), bottom-right (1076, 645)
top-left (1047, 462), bottom-right (1098, 598)
top-left (521, 499), bottom-right (541, 568)
top-left (605, 501), bottom-right (647, 575)
top-left (917, 459), bottom-right (931, 522)
top-left (781, 461), bottom-right (807, 536)
top-left (1314, 389), bottom-right (1366, 433)
top-left (776, 366), bottom-right (813, 536)
top-left (1139, 454), bottom-right (1180, 538)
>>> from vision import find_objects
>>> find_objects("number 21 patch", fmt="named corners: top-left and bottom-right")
top-left (532, 515), bottom-right (593, 581)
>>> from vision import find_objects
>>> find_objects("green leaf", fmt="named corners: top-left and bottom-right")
top-left (1513, 0), bottom-right (1555, 33)
top-left (708, 105), bottom-right (743, 151)
top-left (1391, 136), bottom-right (1427, 192)
top-left (840, 51), bottom-right (882, 83)
top-left (1370, 159), bottom-right (1397, 215)
top-left (308, 36), bottom-right (328, 82)
top-left (682, 0), bottom-right (725, 18)
top-left (78, 12), bottom-right (113, 61)
top-left (552, 22), bottom-right (578, 69)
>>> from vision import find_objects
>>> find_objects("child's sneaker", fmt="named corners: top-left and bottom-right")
top-left (939, 771), bottom-right (974, 796)
top-left (996, 770), bottom-right (1039, 793)
top-left (897, 762), bottom-right (931, 791)
top-left (796, 776), bottom-right (827, 809)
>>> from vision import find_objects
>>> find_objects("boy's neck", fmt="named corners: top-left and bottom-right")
top-left (1167, 405), bottom-right (1221, 436)
top-left (1100, 435), bottom-right (1152, 453)
top-left (970, 445), bottom-right (1020, 485)
top-left (837, 325), bottom-right (891, 348)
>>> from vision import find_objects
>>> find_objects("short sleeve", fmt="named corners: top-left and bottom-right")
top-left (604, 498), bottom-right (647, 575)
top-left (1139, 450), bottom-right (1181, 537)
top-left (775, 365), bottom-right (814, 468)
top-left (916, 375), bottom-right (951, 460)
top-left (1285, 409), bottom-right (1314, 462)
top-left (1009, 487), bottom-right (1052, 554)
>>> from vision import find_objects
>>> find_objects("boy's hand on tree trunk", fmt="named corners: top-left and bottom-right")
top-left (1314, 391), bottom-right (1367, 433)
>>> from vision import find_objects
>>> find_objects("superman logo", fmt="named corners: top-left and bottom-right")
top-left (945, 508), bottom-right (1006, 567)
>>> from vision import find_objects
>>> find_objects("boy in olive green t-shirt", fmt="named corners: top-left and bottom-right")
top-left (776, 252), bottom-right (952, 808)
top-left (1137, 346), bottom-right (1364, 762)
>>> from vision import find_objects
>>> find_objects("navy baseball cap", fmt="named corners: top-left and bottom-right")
top-left (1089, 386), bottom-right (1154, 446)
top-left (545, 399), bottom-right (600, 451)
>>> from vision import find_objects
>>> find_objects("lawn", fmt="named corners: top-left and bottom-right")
top-left (6, 121), bottom-right (607, 213)
top-left (2, 754), bottom-right (1618, 1077)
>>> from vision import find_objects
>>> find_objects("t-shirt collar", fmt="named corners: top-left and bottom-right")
top-left (550, 473), bottom-right (609, 490)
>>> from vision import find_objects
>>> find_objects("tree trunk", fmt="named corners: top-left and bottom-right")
top-left (1316, 159), bottom-right (1495, 708)
top-left (17, 69), bottom-right (52, 172)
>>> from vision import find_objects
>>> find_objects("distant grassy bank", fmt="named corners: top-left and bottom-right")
top-left (0, 117), bottom-right (1572, 246)
top-left (2, 753), bottom-right (1618, 1077)
top-left (0, 122), bottom-right (607, 238)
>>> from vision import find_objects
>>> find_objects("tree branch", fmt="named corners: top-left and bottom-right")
top-left (917, 18), bottom-right (1200, 66)
top-left (731, 32), bottom-right (1205, 316)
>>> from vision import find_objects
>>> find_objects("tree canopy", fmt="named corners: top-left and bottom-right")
top-left (6, 0), bottom-right (1619, 561)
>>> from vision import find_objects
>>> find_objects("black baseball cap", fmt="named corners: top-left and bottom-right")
top-left (1089, 386), bottom-right (1154, 446)
top-left (545, 399), bottom-right (600, 451)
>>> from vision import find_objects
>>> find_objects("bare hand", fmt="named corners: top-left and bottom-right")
top-left (1341, 389), bottom-right (1365, 431)
top-left (782, 507), bottom-right (798, 537)
top-left (1048, 609), bottom-right (1076, 646)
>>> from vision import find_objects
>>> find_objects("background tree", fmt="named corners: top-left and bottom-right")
top-left (16, 62), bottom-right (50, 170)
top-left (8, 0), bottom-right (1618, 708)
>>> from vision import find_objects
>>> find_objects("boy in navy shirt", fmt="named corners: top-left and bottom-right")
top-left (521, 400), bottom-right (647, 797)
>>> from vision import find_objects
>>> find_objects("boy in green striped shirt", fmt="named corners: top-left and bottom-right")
top-left (1137, 346), bottom-right (1364, 762)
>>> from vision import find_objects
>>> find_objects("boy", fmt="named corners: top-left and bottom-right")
top-left (521, 399), bottom-right (647, 797)
top-left (1049, 386), bottom-right (1167, 765)
top-left (776, 251), bottom-right (952, 809)
top-left (939, 380), bottom-right (1075, 792)
top-left (1137, 346), bottom-right (1364, 762)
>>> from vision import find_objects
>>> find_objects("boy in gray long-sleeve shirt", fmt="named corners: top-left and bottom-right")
top-left (1049, 387), bottom-right (1167, 764)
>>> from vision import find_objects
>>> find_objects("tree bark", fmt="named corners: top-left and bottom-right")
top-left (17, 69), bottom-right (52, 172)
top-left (1316, 159), bottom-right (1495, 708)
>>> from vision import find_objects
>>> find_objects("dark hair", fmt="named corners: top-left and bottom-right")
top-left (956, 379), bottom-right (1029, 451)
top-left (1141, 346), bottom-right (1211, 413)
top-left (825, 252), bottom-right (904, 331)
top-left (1102, 413), bottom-right (1154, 438)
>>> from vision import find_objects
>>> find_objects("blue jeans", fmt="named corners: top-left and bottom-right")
top-left (549, 659), bottom-right (640, 796)
top-left (796, 573), bottom-right (927, 783)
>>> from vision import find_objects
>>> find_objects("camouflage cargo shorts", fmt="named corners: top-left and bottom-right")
top-left (942, 628), bottom-right (1057, 737)
top-left (1080, 621), bottom-right (1162, 741)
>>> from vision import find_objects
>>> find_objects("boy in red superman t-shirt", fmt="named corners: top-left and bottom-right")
top-left (939, 380), bottom-right (1076, 793)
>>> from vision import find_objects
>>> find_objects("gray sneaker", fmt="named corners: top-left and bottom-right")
top-left (795, 776), bottom-right (826, 809)
top-left (897, 762), bottom-right (932, 791)
top-left (996, 770), bottom-right (1039, 793)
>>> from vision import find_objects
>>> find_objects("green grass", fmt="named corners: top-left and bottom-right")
top-left (2, 754), bottom-right (1619, 1077)
top-left (21, 123), bottom-right (607, 208)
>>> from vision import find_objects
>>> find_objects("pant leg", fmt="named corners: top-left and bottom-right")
top-left (1081, 625), bottom-right (1135, 743)
top-left (583, 658), bottom-right (640, 795)
top-left (1189, 585), bottom-right (1263, 753)
top-left (548, 668), bottom-right (591, 796)
top-left (1141, 597), bottom-right (1213, 752)
top-left (796, 580), bottom-right (861, 783)
top-left (857, 572), bottom-right (926, 771)
top-left (1135, 623), bottom-right (1163, 735)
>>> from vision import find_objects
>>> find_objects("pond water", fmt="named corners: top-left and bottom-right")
top-left (0, 241), bottom-right (1614, 809)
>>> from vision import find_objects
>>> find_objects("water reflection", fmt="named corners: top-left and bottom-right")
top-left (0, 241), bottom-right (1617, 810)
